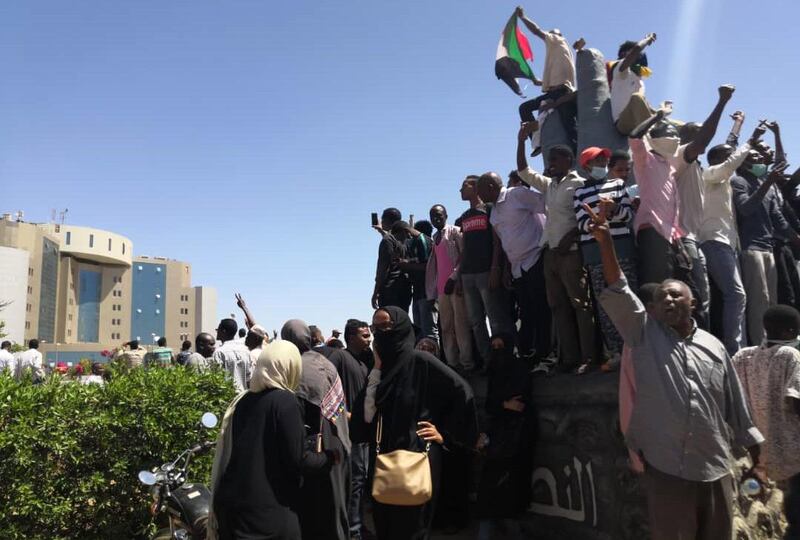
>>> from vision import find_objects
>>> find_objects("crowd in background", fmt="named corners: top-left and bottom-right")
top-left (4, 7), bottom-right (800, 540)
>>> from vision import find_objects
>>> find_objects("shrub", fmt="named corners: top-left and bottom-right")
top-left (0, 367), bottom-right (236, 539)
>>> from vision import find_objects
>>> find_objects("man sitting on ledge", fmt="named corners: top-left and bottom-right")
top-left (581, 202), bottom-right (765, 540)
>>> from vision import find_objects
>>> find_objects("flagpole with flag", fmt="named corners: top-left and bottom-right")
top-left (495, 12), bottom-right (535, 96)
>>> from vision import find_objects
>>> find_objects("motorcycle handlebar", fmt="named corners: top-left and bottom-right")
top-left (189, 440), bottom-right (216, 454)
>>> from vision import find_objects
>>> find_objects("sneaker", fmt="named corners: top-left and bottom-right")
top-left (530, 360), bottom-right (554, 376)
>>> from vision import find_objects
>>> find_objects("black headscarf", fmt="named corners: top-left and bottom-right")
top-left (372, 306), bottom-right (416, 407)
top-left (281, 320), bottom-right (313, 353)
top-left (281, 319), bottom-right (351, 455)
top-left (368, 307), bottom-right (478, 453)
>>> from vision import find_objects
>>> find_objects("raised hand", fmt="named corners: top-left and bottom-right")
top-left (235, 293), bottom-right (246, 310)
top-left (645, 32), bottom-right (657, 45)
top-left (518, 121), bottom-right (538, 141)
top-left (767, 162), bottom-right (790, 185)
top-left (582, 202), bottom-right (611, 242)
top-left (749, 124), bottom-right (767, 144)
top-left (597, 197), bottom-right (617, 219)
top-left (765, 120), bottom-right (780, 134)
top-left (718, 84), bottom-right (735, 102)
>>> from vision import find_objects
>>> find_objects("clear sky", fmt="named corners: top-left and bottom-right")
top-left (2, 0), bottom-right (798, 337)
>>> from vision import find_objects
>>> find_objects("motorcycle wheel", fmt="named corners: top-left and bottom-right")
top-left (152, 528), bottom-right (173, 540)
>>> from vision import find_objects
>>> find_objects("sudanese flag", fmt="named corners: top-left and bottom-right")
top-left (495, 13), bottom-right (535, 96)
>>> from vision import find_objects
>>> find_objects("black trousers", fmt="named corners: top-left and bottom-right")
top-left (774, 241), bottom-right (800, 310)
top-left (518, 85), bottom-right (577, 152)
top-left (512, 257), bottom-right (551, 359)
top-left (379, 284), bottom-right (412, 313)
top-left (636, 228), bottom-right (705, 326)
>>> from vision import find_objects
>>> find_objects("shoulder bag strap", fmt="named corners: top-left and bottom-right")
top-left (375, 414), bottom-right (383, 454)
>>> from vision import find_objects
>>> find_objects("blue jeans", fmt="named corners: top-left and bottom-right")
top-left (461, 272), bottom-right (515, 362)
top-left (700, 240), bottom-right (746, 354)
top-left (349, 442), bottom-right (370, 538)
top-left (412, 297), bottom-right (437, 339)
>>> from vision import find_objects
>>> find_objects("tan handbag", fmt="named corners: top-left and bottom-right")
top-left (371, 415), bottom-right (433, 506)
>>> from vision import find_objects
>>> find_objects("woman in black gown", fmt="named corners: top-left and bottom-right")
top-left (281, 320), bottom-right (351, 540)
top-left (359, 307), bottom-right (478, 540)
top-left (210, 340), bottom-right (327, 540)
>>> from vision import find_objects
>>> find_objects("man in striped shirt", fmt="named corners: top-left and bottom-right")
top-left (574, 147), bottom-right (636, 359)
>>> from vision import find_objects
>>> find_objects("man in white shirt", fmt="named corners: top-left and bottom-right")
top-left (16, 339), bottom-right (44, 381)
top-left (610, 33), bottom-right (657, 135)
top-left (476, 169), bottom-right (550, 366)
top-left (662, 85), bottom-right (737, 330)
top-left (515, 6), bottom-right (577, 152)
top-left (515, 122), bottom-right (597, 373)
top-left (699, 122), bottom-right (763, 354)
top-left (212, 318), bottom-right (253, 392)
top-left (0, 341), bottom-right (15, 375)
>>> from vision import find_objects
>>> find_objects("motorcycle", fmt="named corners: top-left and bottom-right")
top-left (138, 412), bottom-right (219, 540)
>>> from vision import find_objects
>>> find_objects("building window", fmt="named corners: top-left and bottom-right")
top-left (26, 303), bottom-right (31, 312)
top-left (67, 329), bottom-right (72, 337)
top-left (25, 321), bottom-right (30, 330)
top-left (68, 298), bottom-right (73, 305)
top-left (66, 231), bottom-right (71, 245)
top-left (68, 314), bottom-right (73, 321)
top-left (89, 234), bottom-right (94, 248)
top-left (108, 238), bottom-right (112, 251)
top-left (28, 267), bottom-right (34, 277)
top-left (123, 244), bottom-right (126, 255)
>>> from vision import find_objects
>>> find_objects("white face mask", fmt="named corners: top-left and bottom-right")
top-left (765, 337), bottom-right (800, 348)
top-left (647, 135), bottom-right (680, 157)
top-left (589, 166), bottom-right (607, 180)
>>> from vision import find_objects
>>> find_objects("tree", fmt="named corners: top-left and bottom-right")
top-left (0, 300), bottom-right (11, 339)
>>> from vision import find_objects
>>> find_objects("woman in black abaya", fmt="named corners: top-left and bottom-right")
top-left (281, 320), bottom-right (351, 540)
top-left (360, 307), bottom-right (478, 540)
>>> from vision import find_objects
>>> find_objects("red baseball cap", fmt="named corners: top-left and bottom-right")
top-left (579, 147), bottom-right (611, 169)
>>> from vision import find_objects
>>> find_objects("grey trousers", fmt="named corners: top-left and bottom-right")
top-left (740, 249), bottom-right (777, 346)
top-left (543, 248), bottom-right (596, 366)
top-left (642, 465), bottom-right (733, 540)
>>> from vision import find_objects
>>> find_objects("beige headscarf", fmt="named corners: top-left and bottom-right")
top-left (249, 340), bottom-right (302, 393)
top-left (207, 341), bottom-right (303, 539)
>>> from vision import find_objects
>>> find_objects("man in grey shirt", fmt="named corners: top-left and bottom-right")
top-left (581, 202), bottom-right (764, 540)
top-left (212, 318), bottom-right (252, 392)
top-left (186, 332), bottom-right (216, 372)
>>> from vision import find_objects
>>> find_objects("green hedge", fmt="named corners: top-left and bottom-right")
top-left (0, 366), bottom-right (236, 539)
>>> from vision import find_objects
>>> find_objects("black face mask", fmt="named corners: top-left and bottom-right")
top-left (372, 307), bottom-right (415, 369)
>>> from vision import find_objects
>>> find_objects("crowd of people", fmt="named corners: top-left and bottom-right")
top-left (362, 6), bottom-right (800, 539)
top-left (4, 7), bottom-right (800, 540)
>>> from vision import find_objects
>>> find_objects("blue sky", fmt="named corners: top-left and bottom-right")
top-left (2, 0), bottom-right (798, 337)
